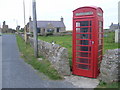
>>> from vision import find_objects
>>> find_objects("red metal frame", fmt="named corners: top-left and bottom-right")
top-left (72, 6), bottom-right (103, 78)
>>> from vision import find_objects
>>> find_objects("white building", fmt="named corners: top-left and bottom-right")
top-left (115, 1), bottom-right (120, 43)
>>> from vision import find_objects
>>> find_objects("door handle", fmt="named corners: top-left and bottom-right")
top-left (92, 41), bottom-right (95, 44)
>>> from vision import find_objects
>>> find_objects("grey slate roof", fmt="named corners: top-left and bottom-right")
top-left (110, 24), bottom-right (119, 27)
top-left (29, 21), bottom-right (65, 28)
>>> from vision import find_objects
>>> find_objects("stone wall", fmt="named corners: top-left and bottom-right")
top-left (99, 49), bottom-right (120, 83)
top-left (28, 36), bottom-right (71, 76)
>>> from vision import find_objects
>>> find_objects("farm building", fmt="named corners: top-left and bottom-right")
top-left (109, 23), bottom-right (120, 31)
top-left (27, 17), bottom-right (66, 35)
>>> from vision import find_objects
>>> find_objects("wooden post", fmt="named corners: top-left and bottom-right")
top-left (32, 0), bottom-right (38, 57)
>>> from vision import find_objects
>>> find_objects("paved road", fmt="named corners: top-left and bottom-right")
top-left (2, 35), bottom-right (76, 88)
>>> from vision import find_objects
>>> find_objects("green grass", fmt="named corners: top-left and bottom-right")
top-left (96, 81), bottom-right (120, 88)
top-left (104, 32), bottom-right (119, 53)
top-left (16, 35), bottom-right (63, 80)
top-left (38, 32), bottom-right (119, 67)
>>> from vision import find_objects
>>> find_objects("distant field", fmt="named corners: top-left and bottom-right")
top-left (104, 32), bottom-right (119, 52)
top-left (38, 32), bottom-right (119, 67)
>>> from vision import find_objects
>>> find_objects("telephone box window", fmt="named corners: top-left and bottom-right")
top-left (98, 51), bottom-right (102, 56)
top-left (80, 28), bottom-right (88, 33)
top-left (81, 34), bottom-right (88, 39)
top-left (90, 27), bottom-right (92, 32)
top-left (77, 58), bottom-right (89, 63)
top-left (76, 22), bottom-right (80, 27)
top-left (76, 34), bottom-right (89, 39)
top-left (76, 28), bottom-right (92, 33)
top-left (76, 52), bottom-right (89, 57)
top-left (98, 45), bottom-right (102, 50)
top-left (98, 56), bottom-right (102, 61)
top-left (80, 21), bottom-right (89, 26)
top-left (90, 21), bottom-right (92, 26)
top-left (76, 21), bottom-right (92, 27)
top-left (77, 64), bottom-right (89, 70)
top-left (78, 46), bottom-right (88, 51)
top-left (76, 40), bottom-right (89, 45)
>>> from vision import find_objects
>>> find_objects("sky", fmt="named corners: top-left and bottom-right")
top-left (0, 0), bottom-right (119, 30)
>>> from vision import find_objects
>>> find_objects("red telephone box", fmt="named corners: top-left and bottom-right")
top-left (72, 6), bottom-right (104, 78)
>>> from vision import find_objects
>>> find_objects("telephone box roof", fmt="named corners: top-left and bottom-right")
top-left (73, 6), bottom-right (103, 12)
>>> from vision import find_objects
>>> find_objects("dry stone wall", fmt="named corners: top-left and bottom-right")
top-left (99, 49), bottom-right (120, 83)
top-left (28, 37), bottom-right (71, 76)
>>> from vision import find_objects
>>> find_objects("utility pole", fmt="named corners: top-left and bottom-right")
top-left (23, 0), bottom-right (27, 43)
top-left (32, 0), bottom-right (38, 57)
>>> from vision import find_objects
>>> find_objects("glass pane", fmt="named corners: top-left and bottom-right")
top-left (80, 21), bottom-right (89, 26)
top-left (76, 52), bottom-right (89, 57)
top-left (76, 22), bottom-right (80, 27)
top-left (80, 28), bottom-right (88, 33)
top-left (98, 56), bottom-right (102, 61)
top-left (76, 34), bottom-right (89, 39)
top-left (77, 64), bottom-right (89, 70)
top-left (99, 34), bottom-right (103, 39)
top-left (98, 61), bottom-right (101, 68)
top-left (76, 40), bottom-right (89, 45)
top-left (99, 21), bottom-right (103, 27)
top-left (81, 34), bottom-right (88, 39)
top-left (98, 45), bottom-right (102, 50)
top-left (77, 46), bottom-right (88, 51)
top-left (90, 27), bottom-right (92, 32)
top-left (99, 39), bottom-right (102, 45)
top-left (99, 27), bottom-right (103, 32)
top-left (76, 28), bottom-right (80, 33)
top-left (98, 51), bottom-right (102, 56)
top-left (76, 28), bottom-right (88, 33)
top-left (90, 21), bottom-right (92, 26)
top-left (77, 58), bottom-right (89, 63)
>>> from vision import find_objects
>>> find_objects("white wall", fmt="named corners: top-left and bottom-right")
top-left (115, 29), bottom-right (120, 43)
top-left (118, 1), bottom-right (120, 24)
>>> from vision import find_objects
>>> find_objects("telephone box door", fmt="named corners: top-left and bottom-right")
top-left (73, 19), bottom-right (95, 77)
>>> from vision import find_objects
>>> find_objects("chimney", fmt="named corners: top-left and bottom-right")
top-left (111, 22), bottom-right (113, 26)
top-left (29, 16), bottom-right (32, 22)
top-left (3, 21), bottom-right (5, 26)
top-left (61, 16), bottom-right (63, 22)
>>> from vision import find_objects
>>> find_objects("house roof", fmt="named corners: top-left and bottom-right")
top-left (29, 21), bottom-right (65, 29)
top-left (110, 24), bottom-right (119, 27)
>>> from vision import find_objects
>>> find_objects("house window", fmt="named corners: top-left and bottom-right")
top-left (57, 28), bottom-right (60, 32)
top-left (37, 28), bottom-right (41, 33)
top-left (47, 29), bottom-right (54, 32)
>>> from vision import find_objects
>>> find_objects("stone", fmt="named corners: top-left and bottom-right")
top-left (38, 58), bottom-right (43, 61)
top-left (99, 49), bottom-right (120, 83)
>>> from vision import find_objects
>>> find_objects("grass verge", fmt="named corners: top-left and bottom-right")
top-left (96, 81), bottom-right (120, 88)
top-left (16, 35), bottom-right (63, 80)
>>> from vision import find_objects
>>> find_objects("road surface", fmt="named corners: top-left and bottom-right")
top-left (2, 35), bottom-right (76, 88)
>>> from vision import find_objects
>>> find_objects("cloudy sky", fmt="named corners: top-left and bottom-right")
top-left (0, 0), bottom-right (119, 30)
